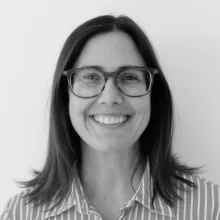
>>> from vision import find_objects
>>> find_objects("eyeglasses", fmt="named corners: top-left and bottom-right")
top-left (63, 65), bottom-right (159, 98)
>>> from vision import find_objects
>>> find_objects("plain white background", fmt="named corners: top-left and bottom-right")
top-left (0, 0), bottom-right (220, 213)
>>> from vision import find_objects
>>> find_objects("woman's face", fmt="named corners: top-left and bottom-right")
top-left (68, 31), bottom-right (151, 152)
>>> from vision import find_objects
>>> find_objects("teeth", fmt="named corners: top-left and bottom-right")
top-left (93, 116), bottom-right (128, 125)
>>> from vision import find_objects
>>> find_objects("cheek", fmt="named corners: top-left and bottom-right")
top-left (133, 98), bottom-right (151, 129)
top-left (134, 96), bottom-right (151, 116)
top-left (68, 96), bottom-right (88, 130)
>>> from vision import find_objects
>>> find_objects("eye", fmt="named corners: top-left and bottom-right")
top-left (123, 74), bottom-right (138, 81)
top-left (83, 74), bottom-right (101, 80)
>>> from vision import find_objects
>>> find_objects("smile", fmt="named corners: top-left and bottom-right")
top-left (89, 115), bottom-right (132, 128)
top-left (92, 115), bottom-right (128, 124)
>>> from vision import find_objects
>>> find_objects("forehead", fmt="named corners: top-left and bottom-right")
top-left (74, 31), bottom-right (146, 70)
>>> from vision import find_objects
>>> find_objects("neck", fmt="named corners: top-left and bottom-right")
top-left (78, 141), bottom-right (144, 201)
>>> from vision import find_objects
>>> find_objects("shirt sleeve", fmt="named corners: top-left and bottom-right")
top-left (0, 197), bottom-right (12, 220)
top-left (213, 184), bottom-right (220, 220)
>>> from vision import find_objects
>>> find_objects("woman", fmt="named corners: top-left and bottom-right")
top-left (1, 14), bottom-right (219, 220)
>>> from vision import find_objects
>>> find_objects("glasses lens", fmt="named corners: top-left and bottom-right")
top-left (118, 68), bottom-right (150, 96)
top-left (71, 68), bottom-right (104, 97)
top-left (71, 68), bottom-right (151, 97)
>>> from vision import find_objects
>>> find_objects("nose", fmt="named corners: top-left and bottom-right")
top-left (97, 78), bottom-right (124, 106)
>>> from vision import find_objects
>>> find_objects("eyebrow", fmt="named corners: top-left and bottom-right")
top-left (78, 65), bottom-right (145, 71)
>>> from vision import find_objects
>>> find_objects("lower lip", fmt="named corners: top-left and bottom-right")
top-left (89, 116), bottom-right (132, 129)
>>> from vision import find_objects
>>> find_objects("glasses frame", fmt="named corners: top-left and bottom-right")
top-left (62, 65), bottom-right (159, 98)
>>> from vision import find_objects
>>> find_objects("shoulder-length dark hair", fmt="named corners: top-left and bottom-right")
top-left (17, 14), bottom-right (204, 211)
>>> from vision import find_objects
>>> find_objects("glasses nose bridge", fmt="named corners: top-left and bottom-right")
top-left (101, 70), bottom-right (121, 91)
top-left (102, 70), bottom-right (119, 82)
top-left (98, 70), bottom-right (124, 105)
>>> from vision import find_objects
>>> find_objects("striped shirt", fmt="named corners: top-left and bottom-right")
top-left (1, 160), bottom-right (220, 220)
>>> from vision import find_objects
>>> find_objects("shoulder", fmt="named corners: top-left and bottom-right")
top-left (182, 173), bottom-right (220, 201)
top-left (177, 172), bottom-right (219, 192)
top-left (177, 173), bottom-right (220, 218)
top-left (0, 187), bottom-right (45, 220)
top-left (185, 173), bottom-right (220, 195)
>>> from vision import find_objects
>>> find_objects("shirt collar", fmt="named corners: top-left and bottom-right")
top-left (133, 159), bottom-right (176, 218)
top-left (44, 158), bottom-right (176, 219)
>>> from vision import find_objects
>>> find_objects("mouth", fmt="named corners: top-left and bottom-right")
top-left (88, 115), bottom-right (133, 128)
